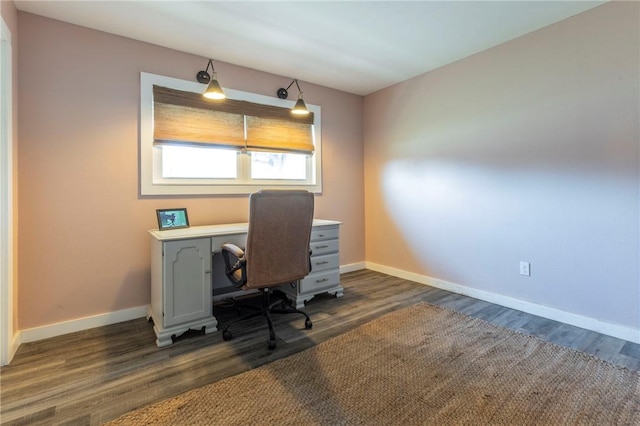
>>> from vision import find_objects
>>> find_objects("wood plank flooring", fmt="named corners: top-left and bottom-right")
top-left (1, 270), bottom-right (639, 425)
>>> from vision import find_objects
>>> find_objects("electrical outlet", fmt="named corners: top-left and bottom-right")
top-left (520, 261), bottom-right (531, 276)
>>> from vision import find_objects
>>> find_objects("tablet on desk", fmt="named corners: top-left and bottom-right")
top-left (156, 208), bottom-right (189, 230)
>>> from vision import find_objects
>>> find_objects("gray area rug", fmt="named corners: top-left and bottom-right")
top-left (107, 303), bottom-right (640, 425)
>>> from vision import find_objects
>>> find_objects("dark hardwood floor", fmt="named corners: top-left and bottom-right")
top-left (1, 270), bottom-right (639, 425)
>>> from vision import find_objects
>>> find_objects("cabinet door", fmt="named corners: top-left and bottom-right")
top-left (163, 238), bottom-right (212, 327)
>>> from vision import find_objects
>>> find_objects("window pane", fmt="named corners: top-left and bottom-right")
top-left (161, 145), bottom-right (237, 178)
top-left (251, 152), bottom-right (307, 180)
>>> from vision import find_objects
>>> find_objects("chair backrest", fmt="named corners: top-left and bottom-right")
top-left (243, 190), bottom-right (314, 289)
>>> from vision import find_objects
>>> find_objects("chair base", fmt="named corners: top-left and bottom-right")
top-left (221, 288), bottom-right (312, 349)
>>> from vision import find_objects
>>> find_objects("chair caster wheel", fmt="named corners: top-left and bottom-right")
top-left (268, 340), bottom-right (276, 350)
top-left (222, 330), bottom-right (233, 341)
top-left (305, 319), bottom-right (313, 329)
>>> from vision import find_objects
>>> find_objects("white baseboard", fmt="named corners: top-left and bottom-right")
top-left (17, 263), bottom-right (366, 345)
top-left (6, 331), bottom-right (20, 365)
top-left (24, 261), bottom-right (637, 347)
top-left (340, 262), bottom-right (366, 274)
top-left (20, 305), bottom-right (148, 344)
top-left (366, 262), bottom-right (640, 344)
top-left (17, 262), bottom-right (365, 346)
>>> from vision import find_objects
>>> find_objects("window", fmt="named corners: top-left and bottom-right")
top-left (140, 72), bottom-right (322, 195)
top-left (161, 145), bottom-right (237, 179)
top-left (251, 152), bottom-right (307, 180)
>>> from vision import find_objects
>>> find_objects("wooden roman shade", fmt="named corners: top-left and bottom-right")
top-left (153, 86), bottom-right (315, 154)
top-left (245, 117), bottom-right (314, 153)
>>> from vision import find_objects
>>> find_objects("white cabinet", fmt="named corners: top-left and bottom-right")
top-left (148, 237), bottom-right (217, 347)
top-left (281, 224), bottom-right (343, 309)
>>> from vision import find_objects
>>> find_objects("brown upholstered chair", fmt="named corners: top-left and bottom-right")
top-left (221, 190), bottom-right (314, 349)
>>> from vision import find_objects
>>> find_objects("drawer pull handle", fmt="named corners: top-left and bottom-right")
top-left (315, 245), bottom-right (329, 249)
top-left (317, 234), bottom-right (325, 237)
top-left (315, 261), bottom-right (329, 265)
top-left (316, 278), bottom-right (330, 283)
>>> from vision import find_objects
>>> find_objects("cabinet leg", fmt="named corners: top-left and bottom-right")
top-left (151, 316), bottom-right (218, 347)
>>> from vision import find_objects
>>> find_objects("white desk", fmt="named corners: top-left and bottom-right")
top-left (147, 219), bottom-right (342, 347)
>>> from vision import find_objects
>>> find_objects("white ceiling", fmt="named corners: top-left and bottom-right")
top-left (14, 1), bottom-right (606, 96)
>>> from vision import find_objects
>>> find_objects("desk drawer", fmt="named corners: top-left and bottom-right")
top-left (310, 253), bottom-right (339, 273)
top-left (300, 269), bottom-right (340, 293)
top-left (311, 227), bottom-right (339, 242)
top-left (310, 239), bottom-right (338, 256)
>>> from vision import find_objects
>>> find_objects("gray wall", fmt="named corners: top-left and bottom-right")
top-left (363, 2), bottom-right (639, 334)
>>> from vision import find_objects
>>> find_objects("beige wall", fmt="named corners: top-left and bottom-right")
top-left (364, 2), bottom-right (639, 330)
top-left (17, 12), bottom-right (364, 330)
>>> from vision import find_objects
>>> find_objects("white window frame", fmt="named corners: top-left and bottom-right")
top-left (1, 17), bottom-right (15, 366)
top-left (140, 72), bottom-right (322, 195)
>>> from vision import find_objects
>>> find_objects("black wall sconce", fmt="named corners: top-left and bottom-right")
top-left (277, 79), bottom-right (309, 115)
top-left (197, 59), bottom-right (226, 100)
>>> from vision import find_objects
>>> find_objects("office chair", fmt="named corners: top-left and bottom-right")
top-left (221, 190), bottom-right (314, 349)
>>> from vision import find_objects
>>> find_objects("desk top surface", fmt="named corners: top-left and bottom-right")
top-left (149, 219), bottom-right (341, 241)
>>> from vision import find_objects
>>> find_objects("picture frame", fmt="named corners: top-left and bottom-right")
top-left (156, 208), bottom-right (190, 230)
